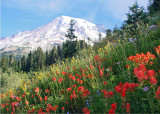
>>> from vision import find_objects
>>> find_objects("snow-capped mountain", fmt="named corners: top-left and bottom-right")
top-left (0, 16), bottom-right (106, 55)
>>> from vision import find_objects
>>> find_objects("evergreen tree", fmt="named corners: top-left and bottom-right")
top-left (45, 50), bottom-right (50, 66)
top-left (98, 32), bottom-right (102, 41)
top-left (37, 47), bottom-right (45, 70)
top-left (63, 19), bottom-right (78, 58)
top-left (49, 46), bottom-right (57, 65)
top-left (113, 25), bottom-right (119, 34)
top-left (57, 44), bottom-right (62, 59)
top-left (65, 19), bottom-right (77, 41)
top-left (148, 0), bottom-right (160, 15)
top-left (123, 2), bottom-right (149, 35)
top-left (62, 40), bottom-right (77, 58)
top-left (106, 29), bottom-right (112, 37)
top-left (21, 55), bottom-right (26, 71)
top-left (9, 54), bottom-right (13, 66)
top-left (18, 60), bottom-right (21, 71)
top-left (26, 51), bottom-right (33, 72)
top-left (1, 54), bottom-right (7, 72)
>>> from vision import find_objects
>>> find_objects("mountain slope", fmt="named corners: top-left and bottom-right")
top-left (0, 16), bottom-right (106, 55)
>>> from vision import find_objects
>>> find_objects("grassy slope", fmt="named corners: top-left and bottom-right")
top-left (1, 25), bottom-right (160, 113)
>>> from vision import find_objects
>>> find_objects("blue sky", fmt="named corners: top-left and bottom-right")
top-left (1, 0), bottom-right (149, 38)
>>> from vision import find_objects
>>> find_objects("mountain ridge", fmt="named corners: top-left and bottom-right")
top-left (0, 16), bottom-right (106, 55)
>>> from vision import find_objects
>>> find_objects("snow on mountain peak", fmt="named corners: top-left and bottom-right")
top-left (0, 16), bottom-right (106, 55)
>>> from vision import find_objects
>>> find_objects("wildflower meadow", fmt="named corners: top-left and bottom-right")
top-left (1, 23), bottom-right (160, 114)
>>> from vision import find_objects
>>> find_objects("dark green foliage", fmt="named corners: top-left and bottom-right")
top-left (21, 55), bottom-right (26, 71)
top-left (49, 46), bottom-right (58, 65)
top-left (106, 29), bottom-right (112, 37)
top-left (98, 32), bottom-right (102, 41)
top-left (26, 51), bottom-right (34, 72)
top-left (45, 50), bottom-right (50, 66)
top-left (65, 19), bottom-right (77, 41)
top-left (123, 2), bottom-right (149, 36)
top-left (62, 40), bottom-right (77, 58)
top-left (57, 44), bottom-right (62, 59)
top-left (148, 0), bottom-right (160, 15)
top-left (9, 54), bottom-right (13, 66)
top-left (1, 54), bottom-right (7, 72)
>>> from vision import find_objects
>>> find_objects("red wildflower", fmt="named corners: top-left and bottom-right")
top-left (111, 103), bottom-right (117, 110)
top-left (62, 107), bottom-right (65, 110)
top-left (150, 77), bottom-right (158, 85)
top-left (39, 97), bottom-right (43, 101)
top-left (121, 88), bottom-right (126, 98)
top-left (28, 110), bottom-right (32, 114)
top-left (77, 86), bottom-right (84, 92)
top-left (52, 77), bottom-right (56, 82)
top-left (1, 104), bottom-right (5, 107)
top-left (115, 86), bottom-right (122, 93)
top-left (155, 86), bottom-right (160, 99)
top-left (46, 108), bottom-right (50, 112)
top-left (12, 106), bottom-right (15, 112)
top-left (32, 108), bottom-right (35, 113)
top-left (44, 96), bottom-right (47, 101)
top-left (73, 84), bottom-right (77, 88)
top-left (94, 55), bottom-right (100, 60)
top-left (82, 89), bottom-right (90, 97)
top-left (67, 87), bottom-right (72, 92)
top-left (70, 91), bottom-right (77, 101)
top-left (104, 81), bottom-right (108, 85)
top-left (45, 89), bottom-right (50, 93)
top-left (109, 109), bottom-right (115, 114)
top-left (80, 80), bottom-right (83, 84)
top-left (37, 108), bottom-right (42, 113)
top-left (58, 78), bottom-right (63, 83)
top-left (83, 107), bottom-right (90, 114)
top-left (126, 65), bottom-right (130, 68)
top-left (126, 102), bottom-right (131, 113)
top-left (35, 87), bottom-right (40, 93)
top-left (147, 70), bottom-right (155, 77)
top-left (70, 76), bottom-right (76, 81)
top-left (22, 94), bottom-right (25, 98)
top-left (108, 91), bottom-right (114, 97)
top-left (6, 108), bottom-right (9, 111)
top-left (25, 101), bottom-right (29, 105)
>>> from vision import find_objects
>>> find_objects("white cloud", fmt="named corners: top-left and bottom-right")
top-left (2, 0), bottom-right (63, 15)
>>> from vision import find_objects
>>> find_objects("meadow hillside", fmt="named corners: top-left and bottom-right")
top-left (1, 2), bottom-right (160, 114)
top-left (1, 22), bottom-right (160, 113)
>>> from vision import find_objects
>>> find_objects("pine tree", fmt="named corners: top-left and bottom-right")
top-left (26, 51), bottom-right (33, 72)
top-left (9, 54), bottom-right (13, 66)
top-left (106, 29), bottom-right (112, 37)
top-left (123, 2), bottom-right (149, 35)
top-left (63, 19), bottom-right (78, 58)
top-left (1, 54), bottom-right (7, 72)
top-left (37, 47), bottom-right (44, 70)
top-left (65, 19), bottom-right (77, 41)
top-left (113, 25), bottom-right (119, 34)
top-left (98, 32), bottom-right (102, 41)
top-left (148, 0), bottom-right (160, 15)
top-left (49, 46), bottom-right (57, 65)
top-left (18, 60), bottom-right (21, 71)
top-left (45, 50), bottom-right (50, 66)
top-left (21, 55), bottom-right (26, 71)
top-left (57, 44), bottom-right (62, 59)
